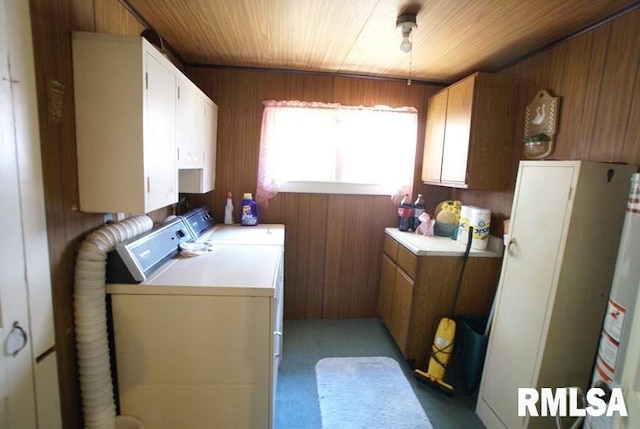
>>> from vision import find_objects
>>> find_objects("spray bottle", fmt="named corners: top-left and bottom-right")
top-left (224, 192), bottom-right (234, 224)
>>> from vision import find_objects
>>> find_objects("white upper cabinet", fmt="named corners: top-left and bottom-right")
top-left (144, 51), bottom-right (178, 212)
top-left (177, 75), bottom-right (218, 194)
top-left (177, 76), bottom-right (204, 169)
top-left (72, 31), bottom-right (218, 213)
top-left (72, 31), bottom-right (177, 213)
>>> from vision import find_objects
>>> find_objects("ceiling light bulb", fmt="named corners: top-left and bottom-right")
top-left (400, 35), bottom-right (412, 53)
top-left (396, 13), bottom-right (417, 54)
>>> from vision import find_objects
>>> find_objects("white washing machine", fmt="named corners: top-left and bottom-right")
top-left (106, 210), bottom-right (284, 429)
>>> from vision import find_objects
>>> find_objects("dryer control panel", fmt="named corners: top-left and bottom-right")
top-left (107, 217), bottom-right (194, 283)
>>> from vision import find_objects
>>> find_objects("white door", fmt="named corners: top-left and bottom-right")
top-left (0, 0), bottom-right (61, 427)
top-left (177, 77), bottom-right (202, 168)
top-left (617, 283), bottom-right (640, 428)
top-left (0, 0), bottom-right (38, 426)
top-left (144, 50), bottom-right (177, 212)
top-left (201, 99), bottom-right (217, 192)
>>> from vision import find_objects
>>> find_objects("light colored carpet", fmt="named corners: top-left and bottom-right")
top-left (316, 356), bottom-right (433, 429)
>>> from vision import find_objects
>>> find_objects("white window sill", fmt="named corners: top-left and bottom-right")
top-left (278, 181), bottom-right (395, 196)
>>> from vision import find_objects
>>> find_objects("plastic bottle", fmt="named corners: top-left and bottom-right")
top-left (224, 192), bottom-right (234, 224)
top-left (413, 194), bottom-right (426, 229)
top-left (240, 193), bottom-right (259, 226)
top-left (397, 194), bottom-right (414, 232)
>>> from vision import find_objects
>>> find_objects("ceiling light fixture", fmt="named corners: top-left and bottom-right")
top-left (396, 13), bottom-right (417, 53)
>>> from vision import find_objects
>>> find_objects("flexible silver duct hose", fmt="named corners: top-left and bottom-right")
top-left (74, 215), bottom-right (153, 429)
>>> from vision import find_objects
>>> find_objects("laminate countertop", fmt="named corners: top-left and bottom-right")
top-left (385, 227), bottom-right (504, 257)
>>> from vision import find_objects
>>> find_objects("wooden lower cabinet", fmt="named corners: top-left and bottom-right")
top-left (377, 254), bottom-right (395, 328)
top-left (389, 268), bottom-right (414, 353)
top-left (377, 234), bottom-right (502, 370)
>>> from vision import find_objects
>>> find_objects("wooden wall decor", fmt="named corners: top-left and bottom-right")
top-left (523, 89), bottom-right (560, 159)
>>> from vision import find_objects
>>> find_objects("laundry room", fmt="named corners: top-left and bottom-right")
top-left (3, 0), bottom-right (640, 428)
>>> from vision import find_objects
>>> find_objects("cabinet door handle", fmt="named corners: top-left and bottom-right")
top-left (6, 321), bottom-right (28, 358)
top-left (507, 237), bottom-right (517, 257)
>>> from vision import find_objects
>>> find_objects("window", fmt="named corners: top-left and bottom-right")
top-left (256, 100), bottom-right (418, 206)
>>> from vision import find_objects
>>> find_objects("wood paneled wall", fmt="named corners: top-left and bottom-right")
top-left (29, 1), bottom-right (169, 427)
top-left (26, 1), bottom-right (640, 427)
top-left (456, 8), bottom-right (640, 225)
top-left (186, 68), bottom-right (444, 320)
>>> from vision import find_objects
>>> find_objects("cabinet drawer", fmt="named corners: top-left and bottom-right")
top-left (383, 235), bottom-right (399, 261)
top-left (397, 245), bottom-right (417, 279)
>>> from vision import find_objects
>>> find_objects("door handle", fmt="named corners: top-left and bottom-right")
top-left (6, 321), bottom-right (28, 358)
top-left (507, 237), bottom-right (517, 257)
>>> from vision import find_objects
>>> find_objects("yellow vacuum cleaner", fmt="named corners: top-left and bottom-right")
top-left (415, 226), bottom-right (473, 394)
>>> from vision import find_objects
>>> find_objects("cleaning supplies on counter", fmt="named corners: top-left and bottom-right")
top-left (224, 192), bottom-right (234, 224)
top-left (240, 193), bottom-right (259, 226)
top-left (433, 200), bottom-right (461, 240)
top-left (457, 205), bottom-right (491, 250)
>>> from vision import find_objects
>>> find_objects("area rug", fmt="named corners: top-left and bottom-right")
top-left (315, 356), bottom-right (433, 429)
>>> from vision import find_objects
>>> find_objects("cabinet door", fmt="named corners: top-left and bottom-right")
top-left (177, 88), bottom-right (217, 194)
top-left (177, 77), bottom-right (203, 169)
top-left (389, 268), bottom-right (414, 355)
top-left (421, 90), bottom-right (448, 184)
top-left (201, 99), bottom-right (218, 192)
top-left (440, 76), bottom-right (474, 186)
top-left (479, 164), bottom-right (575, 429)
top-left (144, 51), bottom-right (178, 212)
top-left (377, 254), bottom-right (396, 327)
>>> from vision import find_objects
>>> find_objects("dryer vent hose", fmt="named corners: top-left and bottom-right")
top-left (73, 215), bottom-right (153, 429)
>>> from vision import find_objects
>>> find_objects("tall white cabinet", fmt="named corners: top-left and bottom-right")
top-left (476, 161), bottom-right (637, 429)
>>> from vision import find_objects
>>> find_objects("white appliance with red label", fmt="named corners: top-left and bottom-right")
top-left (617, 279), bottom-right (640, 428)
top-left (615, 173), bottom-right (640, 428)
top-left (591, 174), bottom-right (640, 388)
top-left (587, 173), bottom-right (640, 429)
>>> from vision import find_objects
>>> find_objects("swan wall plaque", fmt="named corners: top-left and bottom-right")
top-left (523, 89), bottom-right (559, 159)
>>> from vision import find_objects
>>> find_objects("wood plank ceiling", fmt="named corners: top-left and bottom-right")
top-left (124, 0), bottom-right (638, 83)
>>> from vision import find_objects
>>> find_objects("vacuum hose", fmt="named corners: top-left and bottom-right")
top-left (73, 215), bottom-right (153, 429)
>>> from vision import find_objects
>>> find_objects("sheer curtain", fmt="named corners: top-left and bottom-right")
top-left (256, 100), bottom-right (418, 207)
